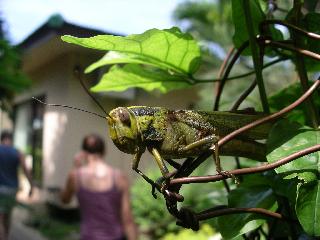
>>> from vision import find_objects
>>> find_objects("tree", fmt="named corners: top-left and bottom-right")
top-left (0, 17), bottom-right (30, 111)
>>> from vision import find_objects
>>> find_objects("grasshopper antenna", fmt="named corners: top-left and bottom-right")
top-left (73, 65), bottom-right (112, 119)
top-left (32, 97), bottom-right (107, 120)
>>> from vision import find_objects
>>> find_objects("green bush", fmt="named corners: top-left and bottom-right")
top-left (162, 223), bottom-right (216, 240)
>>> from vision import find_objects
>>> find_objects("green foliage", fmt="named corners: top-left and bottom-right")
top-left (296, 180), bottom-right (320, 236)
top-left (131, 162), bottom-right (223, 239)
top-left (266, 119), bottom-right (320, 237)
top-left (63, 27), bottom-right (201, 74)
top-left (131, 168), bottom-right (180, 239)
top-left (162, 223), bottom-right (216, 240)
top-left (173, 0), bottom-right (233, 46)
top-left (0, 39), bottom-right (30, 104)
top-left (231, 0), bottom-right (265, 55)
top-left (269, 82), bottom-right (320, 125)
top-left (267, 120), bottom-right (320, 182)
top-left (301, 12), bottom-right (320, 71)
top-left (217, 175), bottom-right (277, 239)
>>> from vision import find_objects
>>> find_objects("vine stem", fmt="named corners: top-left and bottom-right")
top-left (214, 47), bottom-right (235, 104)
top-left (193, 57), bottom-right (285, 83)
top-left (231, 78), bottom-right (257, 111)
top-left (197, 207), bottom-right (283, 221)
top-left (242, 0), bottom-right (269, 113)
top-left (213, 41), bottom-right (249, 110)
top-left (290, 2), bottom-right (319, 128)
top-left (260, 20), bottom-right (320, 40)
top-left (170, 144), bottom-right (320, 185)
top-left (217, 78), bottom-right (320, 148)
top-left (265, 40), bottom-right (320, 61)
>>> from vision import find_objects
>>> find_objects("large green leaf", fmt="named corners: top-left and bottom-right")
top-left (91, 64), bottom-right (191, 93)
top-left (217, 185), bottom-right (277, 239)
top-left (296, 181), bottom-right (320, 236)
top-left (267, 120), bottom-right (320, 182)
top-left (62, 27), bottom-right (201, 74)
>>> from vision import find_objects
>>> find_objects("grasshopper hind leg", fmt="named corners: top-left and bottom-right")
top-left (211, 142), bottom-right (239, 184)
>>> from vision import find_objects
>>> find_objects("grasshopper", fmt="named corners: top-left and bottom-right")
top-left (107, 106), bottom-right (272, 191)
top-left (34, 71), bottom-right (273, 196)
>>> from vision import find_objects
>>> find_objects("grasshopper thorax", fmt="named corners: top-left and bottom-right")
top-left (107, 107), bottom-right (140, 154)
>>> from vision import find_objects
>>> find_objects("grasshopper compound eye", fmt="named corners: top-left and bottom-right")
top-left (118, 109), bottom-right (131, 127)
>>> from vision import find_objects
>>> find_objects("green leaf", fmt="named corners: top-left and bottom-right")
top-left (217, 185), bottom-right (277, 239)
top-left (231, 0), bottom-right (283, 56)
top-left (296, 181), bottom-right (320, 236)
top-left (62, 27), bottom-right (201, 74)
top-left (269, 82), bottom-right (320, 125)
top-left (302, 13), bottom-right (320, 72)
top-left (267, 119), bottom-right (320, 182)
top-left (231, 0), bottom-right (265, 55)
top-left (91, 64), bottom-right (191, 93)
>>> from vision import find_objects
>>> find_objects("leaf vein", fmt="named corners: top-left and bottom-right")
top-left (178, 40), bottom-right (189, 68)
top-left (163, 32), bottom-right (170, 62)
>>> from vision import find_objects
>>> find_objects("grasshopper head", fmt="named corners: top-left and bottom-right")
top-left (107, 107), bottom-right (139, 154)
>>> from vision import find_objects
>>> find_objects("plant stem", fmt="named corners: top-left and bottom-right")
top-left (231, 78), bottom-right (257, 111)
top-left (170, 144), bottom-right (320, 185)
top-left (260, 19), bottom-right (320, 40)
top-left (193, 57), bottom-right (285, 83)
top-left (242, 0), bottom-right (270, 113)
top-left (213, 40), bottom-right (250, 110)
top-left (289, 0), bottom-right (319, 128)
top-left (197, 207), bottom-right (284, 221)
top-left (213, 47), bottom-right (235, 110)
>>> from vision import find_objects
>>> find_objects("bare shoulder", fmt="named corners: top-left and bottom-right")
top-left (113, 168), bottom-right (129, 190)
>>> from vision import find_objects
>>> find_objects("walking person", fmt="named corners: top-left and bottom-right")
top-left (61, 134), bottom-right (138, 240)
top-left (0, 130), bottom-right (33, 240)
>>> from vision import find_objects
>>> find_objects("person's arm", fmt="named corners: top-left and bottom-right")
top-left (19, 152), bottom-right (33, 196)
top-left (73, 151), bottom-right (87, 168)
top-left (119, 173), bottom-right (138, 240)
top-left (60, 170), bottom-right (77, 204)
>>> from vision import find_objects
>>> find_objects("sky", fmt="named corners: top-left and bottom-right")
top-left (1, 0), bottom-right (185, 44)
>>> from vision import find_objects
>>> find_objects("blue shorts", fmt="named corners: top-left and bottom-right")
top-left (0, 187), bottom-right (17, 214)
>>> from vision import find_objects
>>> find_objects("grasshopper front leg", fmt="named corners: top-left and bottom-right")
top-left (132, 150), bottom-right (160, 198)
top-left (150, 148), bottom-right (184, 202)
top-left (150, 148), bottom-right (170, 177)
